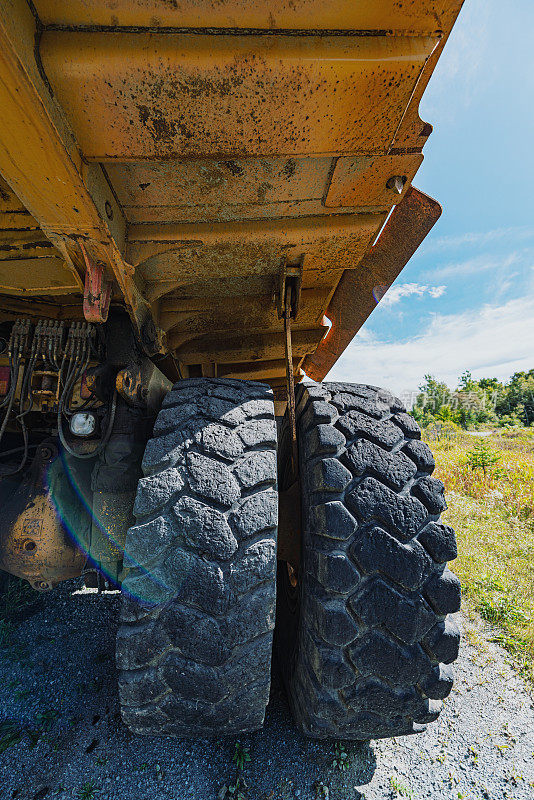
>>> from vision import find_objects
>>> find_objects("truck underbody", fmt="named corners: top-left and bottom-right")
top-left (0, 1), bottom-right (464, 740)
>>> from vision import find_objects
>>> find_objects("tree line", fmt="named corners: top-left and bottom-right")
top-left (410, 369), bottom-right (534, 429)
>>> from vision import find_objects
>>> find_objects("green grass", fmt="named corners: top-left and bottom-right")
top-left (232, 741), bottom-right (251, 772)
top-left (425, 427), bottom-right (534, 680)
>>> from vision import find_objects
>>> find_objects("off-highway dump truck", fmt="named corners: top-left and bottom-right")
top-left (0, 1), bottom-right (464, 740)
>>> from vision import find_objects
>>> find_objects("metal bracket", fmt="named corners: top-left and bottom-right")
top-left (80, 242), bottom-right (112, 324)
top-left (282, 288), bottom-right (300, 485)
top-left (277, 258), bottom-right (303, 321)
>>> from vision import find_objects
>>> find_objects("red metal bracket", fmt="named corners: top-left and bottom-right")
top-left (80, 242), bottom-right (112, 323)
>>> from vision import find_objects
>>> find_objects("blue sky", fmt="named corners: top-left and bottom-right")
top-left (330, 0), bottom-right (534, 400)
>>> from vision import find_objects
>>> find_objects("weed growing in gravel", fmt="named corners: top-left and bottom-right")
top-left (233, 740), bottom-right (251, 771)
top-left (0, 719), bottom-right (40, 753)
top-left (467, 745), bottom-right (479, 765)
top-left (78, 781), bottom-right (98, 799)
top-left (0, 574), bottom-right (39, 623)
top-left (425, 428), bottom-right (534, 680)
top-left (269, 777), bottom-right (294, 799)
top-left (0, 618), bottom-right (12, 644)
top-left (313, 782), bottom-right (330, 800)
top-left (332, 741), bottom-right (350, 771)
top-left (36, 708), bottom-right (61, 730)
top-left (388, 775), bottom-right (414, 797)
top-left (0, 720), bottom-right (25, 753)
top-left (218, 741), bottom-right (251, 800)
top-left (44, 734), bottom-right (62, 752)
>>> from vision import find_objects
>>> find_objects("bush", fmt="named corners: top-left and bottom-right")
top-left (464, 440), bottom-right (501, 475)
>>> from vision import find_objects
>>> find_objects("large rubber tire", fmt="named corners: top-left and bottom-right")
top-left (116, 378), bottom-right (278, 737)
top-left (275, 382), bottom-right (461, 740)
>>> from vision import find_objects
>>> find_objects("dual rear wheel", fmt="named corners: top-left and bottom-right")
top-left (117, 378), bottom-right (461, 739)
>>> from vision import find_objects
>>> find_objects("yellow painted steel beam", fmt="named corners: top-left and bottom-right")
top-left (107, 152), bottom-right (422, 226)
top-left (158, 288), bottom-right (329, 335)
top-left (128, 214), bottom-right (385, 297)
top-left (0, 294), bottom-right (83, 323)
top-left (216, 358), bottom-right (302, 381)
top-left (0, 0), bottom-right (162, 353)
top-left (34, 1), bottom-right (463, 36)
top-left (0, 256), bottom-right (83, 296)
top-left (173, 327), bottom-right (327, 364)
top-left (106, 157), bottom-right (332, 209)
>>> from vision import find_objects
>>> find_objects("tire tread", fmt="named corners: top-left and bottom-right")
top-left (278, 381), bottom-right (460, 739)
top-left (117, 378), bottom-right (277, 736)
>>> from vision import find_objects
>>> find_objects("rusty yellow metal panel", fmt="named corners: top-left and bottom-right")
top-left (0, 228), bottom-right (56, 257)
top-left (0, 257), bottom-right (83, 295)
top-left (0, 182), bottom-right (83, 295)
top-left (217, 358), bottom-right (302, 381)
top-left (123, 199), bottom-right (345, 226)
top-left (305, 187), bottom-right (442, 380)
top-left (34, 1), bottom-right (462, 35)
top-left (159, 288), bottom-right (330, 336)
top-left (40, 31), bottom-right (437, 160)
top-left (107, 155), bottom-right (407, 225)
top-left (325, 154), bottom-right (424, 208)
top-left (157, 276), bottom-right (278, 306)
top-left (0, 1), bottom-right (160, 349)
top-left (174, 327), bottom-right (326, 365)
top-left (0, 175), bottom-right (34, 215)
top-left (128, 213), bottom-right (385, 289)
top-left (106, 156), bottom-right (332, 212)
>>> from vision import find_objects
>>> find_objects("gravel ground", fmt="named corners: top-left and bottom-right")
top-left (0, 581), bottom-right (533, 800)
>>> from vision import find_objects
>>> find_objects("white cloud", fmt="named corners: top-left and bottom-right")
top-left (420, 226), bottom-right (534, 255)
top-left (426, 251), bottom-right (523, 281)
top-left (380, 282), bottom-right (446, 307)
top-left (327, 294), bottom-right (534, 399)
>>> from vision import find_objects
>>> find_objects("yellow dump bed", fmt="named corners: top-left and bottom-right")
top-left (0, 1), bottom-right (463, 387)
